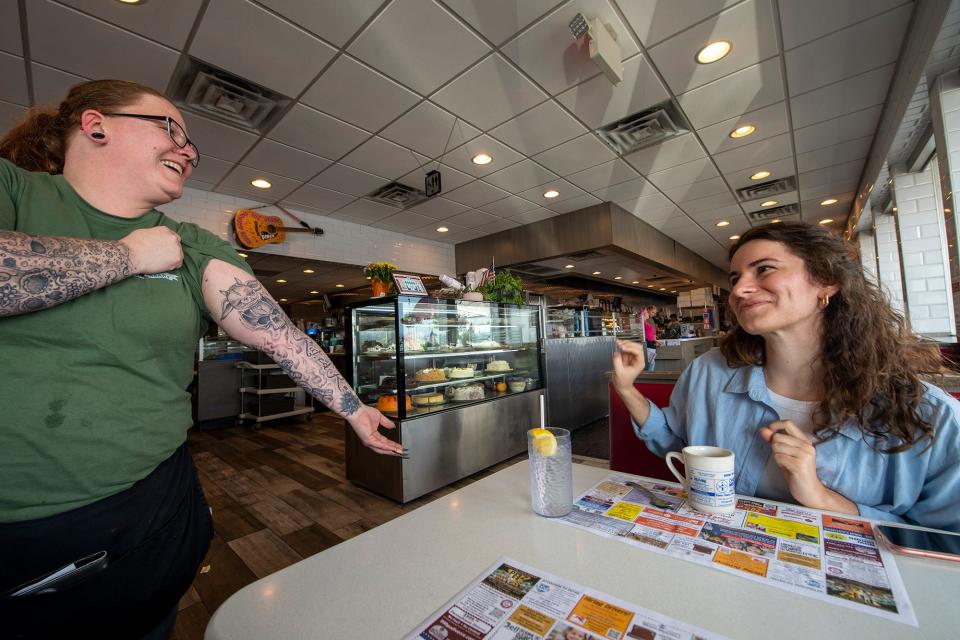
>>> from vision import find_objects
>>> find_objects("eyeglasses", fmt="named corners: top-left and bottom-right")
top-left (101, 113), bottom-right (200, 167)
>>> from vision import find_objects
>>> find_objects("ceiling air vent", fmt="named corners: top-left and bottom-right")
top-left (748, 203), bottom-right (800, 221)
top-left (595, 100), bottom-right (691, 156)
top-left (170, 59), bottom-right (291, 133)
top-left (511, 263), bottom-right (560, 276)
top-left (366, 182), bottom-right (428, 209)
top-left (565, 250), bottom-right (606, 261)
top-left (735, 176), bottom-right (797, 202)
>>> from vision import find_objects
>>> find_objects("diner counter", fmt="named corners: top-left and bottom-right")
top-left (205, 461), bottom-right (959, 639)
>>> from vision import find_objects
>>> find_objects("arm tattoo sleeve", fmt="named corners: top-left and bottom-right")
top-left (219, 277), bottom-right (363, 417)
top-left (0, 230), bottom-right (133, 317)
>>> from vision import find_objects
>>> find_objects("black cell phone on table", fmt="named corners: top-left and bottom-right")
top-left (875, 525), bottom-right (960, 562)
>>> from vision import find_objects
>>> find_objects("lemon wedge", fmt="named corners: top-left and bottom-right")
top-left (530, 428), bottom-right (557, 457)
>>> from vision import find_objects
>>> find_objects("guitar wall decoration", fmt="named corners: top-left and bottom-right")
top-left (233, 205), bottom-right (324, 249)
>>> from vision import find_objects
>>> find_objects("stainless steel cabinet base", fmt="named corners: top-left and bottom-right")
top-left (346, 390), bottom-right (542, 503)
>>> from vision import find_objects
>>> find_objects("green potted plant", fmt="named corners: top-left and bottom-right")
top-left (364, 261), bottom-right (397, 297)
top-left (479, 270), bottom-right (524, 305)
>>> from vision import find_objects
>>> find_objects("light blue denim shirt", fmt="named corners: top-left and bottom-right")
top-left (633, 349), bottom-right (960, 532)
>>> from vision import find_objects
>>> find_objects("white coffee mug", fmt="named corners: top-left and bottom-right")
top-left (665, 446), bottom-right (736, 514)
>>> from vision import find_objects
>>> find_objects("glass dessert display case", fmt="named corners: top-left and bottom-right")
top-left (344, 296), bottom-right (545, 502)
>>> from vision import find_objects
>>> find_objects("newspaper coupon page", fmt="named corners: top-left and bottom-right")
top-left (556, 473), bottom-right (917, 626)
top-left (405, 557), bottom-right (728, 640)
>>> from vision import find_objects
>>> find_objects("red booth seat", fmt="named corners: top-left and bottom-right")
top-left (609, 381), bottom-right (676, 482)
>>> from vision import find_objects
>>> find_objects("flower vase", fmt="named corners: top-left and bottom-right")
top-left (371, 277), bottom-right (390, 297)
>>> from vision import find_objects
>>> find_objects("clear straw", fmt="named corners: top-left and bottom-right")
top-left (540, 394), bottom-right (545, 429)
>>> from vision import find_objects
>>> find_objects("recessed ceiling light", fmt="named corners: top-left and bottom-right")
top-left (671, 290), bottom-right (677, 293)
top-left (659, 287), bottom-right (666, 291)
top-left (819, 218), bottom-right (834, 225)
top-left (564, 264), bottom-right (575, 269)
top-left (614, 276), bottom-right (622, 280)
top-left (770, 219), bottom-right (781, 224)
top-left (335, 284), bottom-right (345, 288)
top-left (729, 125), bottom-right (755, 139)
top-left (750, 170), bottom-right (771, 180)
top-left (761, 200), bottom-right (778, 207)
top-left (309, 290), bottom-right (319, 294)
top-left (251, 178), bottom-right (272, 189)
top-left (303, 268), bottom-right (314, 273)
top-left (592, 271), bottom-right (602, 275)
top-left (696, 40), bottom-right (732, 64)
top-left (647, 285), bottom-right (655, 288)
top-left (116, 0), bottom-right (145, 4)
top-left (715, 220), bottom-right (730, 227)
top-left (276, 279), bottom-right (287, 283)
top-left (237, 252), bottom-right (248, 258)
top-left (279, 298), bottom-right (287, 302)
top-left (471, 153), bottom-right (492, 165)
top-left (436, 226), bottom-right (449, 233)
top-left (632, 280), bottom-right (640, 284)
top-left (543, 189), bottom-right (560, 199)
top-left (820, 198), bottom-right (838, 206)
top-left (729, 235), bottom-right (741, 240)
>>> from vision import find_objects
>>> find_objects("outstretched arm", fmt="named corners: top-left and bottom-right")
top-left (0, 227), bottom-right (183, 317)
top-left (201, 258), bottom-right (404, 457)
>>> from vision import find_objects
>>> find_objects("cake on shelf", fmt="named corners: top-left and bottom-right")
top-left (414, 367), bottom-right (446, 382)
top-left (376, 394), bottom-right (411, 412)
top-left (469, 340), bottom-right (501, 349)
top-left (412, 393), bottom-right (445, 406)
top-left (448, 384), bottom-right (484, 401)
top-left (485, 359), bottom-right (511, 372)
top-left (447, 366), bottom-right (475, 379)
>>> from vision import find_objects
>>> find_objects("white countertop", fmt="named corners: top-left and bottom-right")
top-left (205, 462), bottom-right (960, 639)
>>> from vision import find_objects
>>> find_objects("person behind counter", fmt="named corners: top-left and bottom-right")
top-left (611, 222), bottom-right (960, 532)
top-left (642, 305), bottom-right (658, 371)
top-left (0, 79), bottom-right (403, 638)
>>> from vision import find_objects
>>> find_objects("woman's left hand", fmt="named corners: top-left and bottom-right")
top-left (759, 420), bottom-right (831, 508)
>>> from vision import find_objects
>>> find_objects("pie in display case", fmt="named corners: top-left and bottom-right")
top-left (344, 296), bottom-right (545, 502)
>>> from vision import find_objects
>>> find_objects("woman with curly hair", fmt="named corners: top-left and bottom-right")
top-left (612, 221), bottom-right (959, 531)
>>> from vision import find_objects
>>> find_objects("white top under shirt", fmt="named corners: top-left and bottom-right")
top-left (755, 387), bottom-right (820, 503)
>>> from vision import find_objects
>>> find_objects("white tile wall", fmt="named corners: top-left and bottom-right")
top-left (930, 72), bottom-right (960, 339)
top-left (892, 163), bottom-right (954, 337)
top-left (157, 187), bottom-right (456, 276)
top-left (858, 231), bottom-right (877, 285)
top-left (873, 213), bottom-right (905, 317)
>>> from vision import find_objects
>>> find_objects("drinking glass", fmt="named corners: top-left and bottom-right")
top-left (528, 427), bottom-right (573, 517)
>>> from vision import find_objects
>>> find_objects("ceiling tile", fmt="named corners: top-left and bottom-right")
top-left (443, 228), bottom-right (487, 243)
top-left (723, 156), bottom-right (796, 189)
top-left (779, 0), bottom-right (909, 50)
top-left (191, 0), bottom-right (336, 98)
top-left (649, 0), bottom-right (779, 95)
top-left (256, 0), bottom-right (383, 47)
top-left (309, 163), bottom-right (385, 196)
top-left (798, 159), bottom-right (865, 189)
top-left (697, 101), bottom-right (790, 154)
top-left (611, 194), bottom-right (675, 220)
top-left (0, 2), bottom-right (21, 56)
top-left (742, 190), bottom-right (798, 213)
top-left (798, 179), bottom-right (859, 201)
top-left (510, 207), bottom-right (555, 224)
top-left (445, 209), bottom-right (504, 229)
top-left (555, 54), bottom-right (670, 128)
top-left (30, 63), bottom-right (88, 106)
top-left (488, 100), bottom-right (586, 156)
top-left (445, 180), bottom-right (511, 207)
top-left (517, 179), bottom-right (587, 205)
top-left (432, 53), bottom-right (548, 130)
top-left (408, 220), bottom-right (468, 240)
top-left (501, 0), bottom-right (640, 96)
top-left (182, 113), bottom-right (259, 162)
top-left (712, 133), bottom-right (793, 174)
top-left (472, 217), bottom-right (521, 233)
top-left (679, 191), bottom-right (740, 214)
top-left (663, 177), bottom-right (730, 203)
top-left (184, 178), bottom-right (216, 192)
top-left (282, 183), bottom-right (355, 214)
top-left (796, 136), bottom-right (873, 173)
top-left (374, 210), bottom-right (437, 233)
top-left (0, 102), bottom-right (27, 132)
top-left (645, 158), bottom-right (719, 190)
top-left (218, 165), bottom-right (303, 200)
top-left (545, 193), bottom-right (603, 213)
top-left (348, 0), bottom-right (490, 95)
top-left (340, 136), bottom-right (430, 181)
top-left (57, 0), bottom-right (203, 49)
top-left (789, 64), bottom-right (895, 129)
top-left (269, 104), bottom-right (370, 159)
top-left (381, 101), bottom-right (480, 158)
top-left (615, 0), bottom-right (741, 47)
top-left (408, 197), bottom-right (471, 220)
top-left (447, 0), bottom-right (565, 45)
top-left (623, 134), bottom-right (706, 174)
top-left (330, 198), bottom-right (398, 224)
top-left (0, 53), bottom-right (28, 106)
top-left (677, 57), bottom-right (784, 128)
top-left (785, 4), bottom-right (911, 97)
top-left (442, 135), bottom-right (525, 178)
top-left (243, 139), bottom-right (333, 182)
top-left (188, 155), bottom-right (234, 185)
top-left (27, 1), bottom-right (179, 91)
top-left (793, 105), bottom-right (884, 154)
top-left (300, 56), bottom-right (421, 132)
top-left (480, 195), bottom-right (542, 217)
top-left (565, 159), bottom-right (639, 192)
top-left (399, 163), bottom-right (475, 194)
top-left (532, 134), bottom-right (616, 176)
top-left (484, 158), bottom-right (560, 192)
top-left (591, 176), bottom-right (658, 201)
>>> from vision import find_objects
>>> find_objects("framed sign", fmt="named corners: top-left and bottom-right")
top-left (392, 273), bottom-right (428, 296)
top-left (425, 169), bottom-right (442, 197)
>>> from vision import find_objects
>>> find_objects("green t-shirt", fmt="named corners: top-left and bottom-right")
top-left (0, 158), bottom-right (253, 521)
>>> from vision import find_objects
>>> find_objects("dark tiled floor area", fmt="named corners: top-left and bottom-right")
top-left (174, 413), bottom-right (608, 640)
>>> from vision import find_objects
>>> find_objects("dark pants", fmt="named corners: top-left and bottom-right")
top-left (0, 444), bottom-right (213, 639)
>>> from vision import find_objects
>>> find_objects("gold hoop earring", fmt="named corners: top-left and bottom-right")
top-left (820, 295), bottom-right (830, 309)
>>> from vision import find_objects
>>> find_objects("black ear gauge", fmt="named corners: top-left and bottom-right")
top-left (91, 132), bottom-right (105, 140)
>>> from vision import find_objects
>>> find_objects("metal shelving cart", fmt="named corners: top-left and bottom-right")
top-left (236, 361), bottom-right (314, 428)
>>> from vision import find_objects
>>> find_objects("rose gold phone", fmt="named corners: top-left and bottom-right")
top-left (876, 525), bottom-right (960, 562)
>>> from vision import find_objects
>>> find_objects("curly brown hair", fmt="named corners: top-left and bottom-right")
top-left (721, 221), bottom-right (941, 453)
top-left (0, 79), bottom-right (164, 173)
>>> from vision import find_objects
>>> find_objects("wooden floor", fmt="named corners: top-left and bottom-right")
top-left (173, 413), bottom-right (608, 640)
